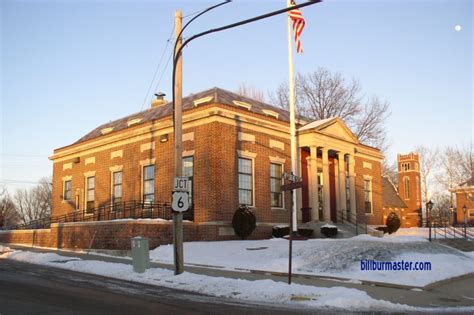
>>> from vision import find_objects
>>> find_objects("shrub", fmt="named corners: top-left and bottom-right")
top-left (232, 205), bottom-right (256, 239)
top-left (386, 212), bottom-right (401, 234)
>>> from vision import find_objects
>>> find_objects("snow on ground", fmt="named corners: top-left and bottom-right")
top-left (150, 235), bottom-right (474, 287)
top-left (0, 249), bottom-right (462, 312)
top-left (0, 245), bottom-right (11, 252)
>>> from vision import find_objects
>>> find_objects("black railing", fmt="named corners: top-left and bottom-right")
top-left (6, 200), bottom-right (190, 230)
top-left (432, 222), bottom-right (474, 241)
top-left (336, 210), bottom-right (368, 235)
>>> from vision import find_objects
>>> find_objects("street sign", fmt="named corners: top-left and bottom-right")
top-left (173, 177), bottom-right (189, 192)
top-left (172, 191), bottom-right (189, 212)
top-left (281, 181), bottom-right (303, 191)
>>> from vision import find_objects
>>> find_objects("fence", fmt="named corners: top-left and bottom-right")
top-left (6, 200), bottom-right (188, 231)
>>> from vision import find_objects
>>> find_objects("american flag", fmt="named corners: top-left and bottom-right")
top-left (289, 0), bottom-right (306, 54)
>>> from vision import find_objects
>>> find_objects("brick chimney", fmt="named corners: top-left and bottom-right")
top-left (151, 92), bottom-right (167, 108)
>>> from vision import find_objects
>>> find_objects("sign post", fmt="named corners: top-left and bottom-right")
top-left (281, 172), bottom-right (303, 284)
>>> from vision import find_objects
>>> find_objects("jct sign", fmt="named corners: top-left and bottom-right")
top-left (172, 177), bottom-right (190, 212)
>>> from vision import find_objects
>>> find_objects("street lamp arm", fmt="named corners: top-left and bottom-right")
top-left (173, 0), bottom-right (231, 57)
top-left (173, 0), bottom-right (321, 75)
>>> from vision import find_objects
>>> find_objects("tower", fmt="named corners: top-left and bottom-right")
top-left (397, 152), bottom-right (422, 227)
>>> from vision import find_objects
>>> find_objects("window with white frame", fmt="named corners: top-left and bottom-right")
top-left (63, 180), bottom-right (72, 201)
top-left (182, 156), bottom-right (193, 207)
top-left (112, 171), bottom-right (123, 206)
top-left (364, 178), bottom-right (372, 214)
top-left (86, 176), bottom-right (95, 212)
top-left (143, 165), bottom-right (155, 203)
top-left (270, 163), bottom-right (283, 208)
top-left (238, 157), bottom-right (253, 206)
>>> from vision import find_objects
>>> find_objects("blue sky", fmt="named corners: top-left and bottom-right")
top-left (1, 0), bottom-right (472, 192)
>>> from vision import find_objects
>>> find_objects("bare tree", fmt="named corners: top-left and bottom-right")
top-left (269, 67), bottom-right (391, 150)
top-left (14, 177), bottom-right (52, 224)
top-left (236, 83), bottom-right (266, 102)
top-left (382, 160), bottom-right (398, 186)
top-left (415, 145), bottom-right (439, 204)
top-left (436, 145), bottom-right (473, 208)
top-left (0, 187), bottom-right (19, 229)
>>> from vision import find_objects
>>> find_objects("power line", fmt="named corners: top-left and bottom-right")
top-left (139, 24), bottom-right (176, 111)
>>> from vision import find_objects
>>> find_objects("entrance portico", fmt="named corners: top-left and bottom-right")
top-left (297, 118), bottom-right (359, 223)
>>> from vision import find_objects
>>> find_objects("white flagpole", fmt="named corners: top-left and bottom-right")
top-left (287, 0), bottom-right (298, 234)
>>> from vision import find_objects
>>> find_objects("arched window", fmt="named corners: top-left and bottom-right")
top-left (416, 176), bottom-right (420, 200)
top-left (404, 177), bottom-right (410, 199)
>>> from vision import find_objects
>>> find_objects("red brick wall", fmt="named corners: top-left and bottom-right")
top-left (52, 119), bottom-right (292, 229)
top-left (0, 221), bottom-right (273, 250)
top-left (455, 190), bottom-right (474, 224)
top-left (354, 156), bottom-right (383, 225)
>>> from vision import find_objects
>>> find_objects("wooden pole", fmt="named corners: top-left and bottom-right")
top-left (173, 10), bottom-right (184, 275)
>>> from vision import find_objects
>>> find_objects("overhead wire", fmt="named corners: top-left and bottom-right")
top-left (139, 24), bottom-right (176, 111)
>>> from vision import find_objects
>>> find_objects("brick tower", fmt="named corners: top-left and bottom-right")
top-left (397, 152), bottom-right (422, 227)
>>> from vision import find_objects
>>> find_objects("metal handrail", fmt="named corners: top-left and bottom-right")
top-left (6, 200), bottom-right (185, 230)
top-left (336, 210), bottom-right (368, 235)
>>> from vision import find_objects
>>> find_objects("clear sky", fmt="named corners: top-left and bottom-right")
top-left (1, 0), bottom-right (472, 192)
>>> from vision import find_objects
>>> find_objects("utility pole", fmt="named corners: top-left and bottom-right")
top-left (173, 10), bottom-right (184, 275)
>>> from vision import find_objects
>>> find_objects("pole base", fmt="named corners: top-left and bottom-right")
top-left (284, 232), bottom-right (308, 241)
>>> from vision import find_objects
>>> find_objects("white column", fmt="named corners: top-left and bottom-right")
top-left (309, 146), bottom-right (319, 221)
top-left (348, 154), bottom-right (357, 218)
top-left (337, 152), bottom-right (346, 221)
top-left (322, 148), bottom-right (331, 222)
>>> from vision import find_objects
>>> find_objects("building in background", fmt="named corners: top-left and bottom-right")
top-left (451, 174), bottom-right (474, 225)
top-left (396, 153), bottom-right (422, 227)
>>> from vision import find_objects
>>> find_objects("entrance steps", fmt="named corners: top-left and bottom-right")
top-left (298, 221), bottom-right (375, 239)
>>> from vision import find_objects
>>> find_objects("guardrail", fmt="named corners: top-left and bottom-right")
top-left (6, 200), bottom-right (189, 230)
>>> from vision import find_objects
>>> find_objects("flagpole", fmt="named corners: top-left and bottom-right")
top-left (287, 0), bottom-right (298, 234)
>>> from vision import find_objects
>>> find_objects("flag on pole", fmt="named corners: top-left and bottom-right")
top-left (288, 0), bottom-right (306, 54)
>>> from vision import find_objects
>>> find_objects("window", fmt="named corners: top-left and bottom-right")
top-left (345, 156), bottom-right (350, 211)
top-left (112, 171), bottom-right (123, 206)
top-left (270, 163), bottom-right (283, 208)
top-left (364, 179), bottom-right (372, 214)
top-left (404, 177), bottom-right (410, 199)
top-left (143, 165), bottom-right (155, 203)
top-left (63, 180), bottom-right (72, 201)
top-left (469, 209), bottom-right (474, 218)
top-left (318, 172), bottom-right (324, 214)
top-left (238, 157), bottom-right (253, 206)
top-left (401, 162), bottom-right (411, 172)
top-left (416, 176), bottom-right (420, 200)
top-left (182, 156), bottom-right (193, 207)
top-left (86, 176), bottom-right (95, 212)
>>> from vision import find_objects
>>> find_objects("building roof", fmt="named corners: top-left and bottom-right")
top-left (74, 87), bottom-right (293, 145)
top-left (382, 177), bottom-right (407, 209)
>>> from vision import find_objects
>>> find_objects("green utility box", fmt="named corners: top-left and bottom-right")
top-left (131, 236), bottom-right (150, 273)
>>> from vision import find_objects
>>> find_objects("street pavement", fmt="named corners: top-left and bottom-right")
top-left (0, 259), bottom-right (322, 315)
top-left (3, 244), bottom-right (474, 311)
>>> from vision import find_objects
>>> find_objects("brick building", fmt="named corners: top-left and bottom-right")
top-left (381, 177), bottom-right (409, 227)
top-left (396, 153), bottom-right (423, 227)
top-left (451, 173), bottom-right (474, 225)
top-left (47, 87), bottom-right (386, 244)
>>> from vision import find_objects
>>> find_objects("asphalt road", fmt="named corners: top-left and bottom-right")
top-left (0, 260), bottom-right (320, 315)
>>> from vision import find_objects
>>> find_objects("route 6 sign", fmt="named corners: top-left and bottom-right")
top-left (172, 191), bottom-right (189, 212)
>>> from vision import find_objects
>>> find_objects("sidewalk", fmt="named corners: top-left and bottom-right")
top-left (4, 243), bottom-right (474, 309)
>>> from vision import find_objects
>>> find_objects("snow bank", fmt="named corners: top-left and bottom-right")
top-left (0, 245), bottom-right (11, 252)
top-left (0, 250), bottom-right (422, 312)
top-left (150, 236), bottom-right (474, 286)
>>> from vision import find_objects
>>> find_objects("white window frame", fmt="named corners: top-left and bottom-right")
top-left (270, 162), bottom-right (285, 209)
top-left (62, 176), bottom-right (72, 202)
top-left (237, 151), bottom-right (256, 207)
top-left (85, 176), bottom-right (96, 213)
top-left (142, 164), bottom-right (155, 204)
top-left (363, 176), bottom-right (373, 215)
